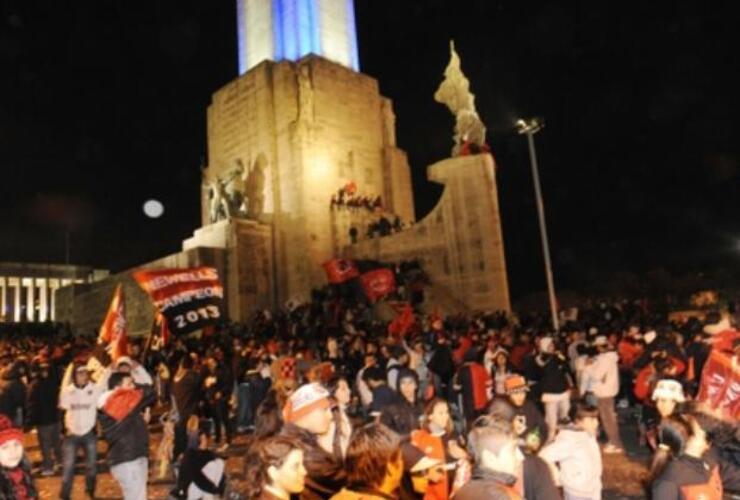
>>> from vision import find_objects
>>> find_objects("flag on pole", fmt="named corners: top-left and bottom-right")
top-left (133, 267), bottom-right (225, 337)
top-left (360, 268), bottom-right (396, 302)
top-left (388, 302), bottom-right (415, 337)
top-left (98, 284), bottom-right (128, 362)
top-left (322, 259), bottom-right (360, 284)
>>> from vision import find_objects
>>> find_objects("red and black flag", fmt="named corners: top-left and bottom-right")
top-left (360, 268), bottom-right (396, 303)
top-left (133, 267), bottom-right (225, 336)
top-left (323, 259), bottom-right (360, 284)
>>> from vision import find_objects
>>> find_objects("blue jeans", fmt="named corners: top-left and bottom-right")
top-left (60, 431), bottom-right (97, 499)
top-left (236, 382), bottom-right (253, 429)
top-left (37, 422), bottom-right (63, 470)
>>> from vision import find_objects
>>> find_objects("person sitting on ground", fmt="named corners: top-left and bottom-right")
top-left (171, 420), bottom-right (226, 500)
top-left (245, 435), bottom-right (307, 500)
top-left (454, 416), bottom-right (524, 500)
top-left (279, 383), bottom-right (346, 499)
top-left (0, 414), bottom-right (38, 499)
top-left (330, 423), bottom-right (404, 500)
top-left (539, 401), bottom-right (603, 500)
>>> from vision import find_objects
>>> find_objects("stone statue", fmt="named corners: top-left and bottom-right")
top-left (297, 64), bottom-right (314, 124)
top-left (206, 162), bottom-right (247, 223)
top-left (245, 153), bottom-right (267, 219)
top-left (434, 41), bottom-right (487, 156)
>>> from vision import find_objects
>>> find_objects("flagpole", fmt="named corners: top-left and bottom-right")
top-left (142, 311), bottom-right (158, 360)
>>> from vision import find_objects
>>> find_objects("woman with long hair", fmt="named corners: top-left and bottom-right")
top-left (410, 398), bottom-right (468, 500)
top-left (244, 436), bottom-right (307, 500)
top-left (648, 414), bottom-right (722, 499)
top-left (318, 376), bottom-right (353, 460)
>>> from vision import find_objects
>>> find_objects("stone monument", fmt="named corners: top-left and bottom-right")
top-left (55, 1), bottom-right (510, 333)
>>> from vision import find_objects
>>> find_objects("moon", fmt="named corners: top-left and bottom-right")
top-left (143, 199), bottom-right (164, 218)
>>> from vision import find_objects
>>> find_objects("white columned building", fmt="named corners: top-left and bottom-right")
top-left (0, 262), bottom-right (108, 324)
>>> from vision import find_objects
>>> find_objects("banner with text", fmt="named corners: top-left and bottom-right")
top-left (133, 267), bottom-right (225, 336)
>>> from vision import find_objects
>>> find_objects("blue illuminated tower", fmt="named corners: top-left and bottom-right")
top-left (237, 0), bottom-right (360, 75)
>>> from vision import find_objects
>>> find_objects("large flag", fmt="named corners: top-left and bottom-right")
top-left (388, 302), bottom-right (415, 337)
top-left (696, 349), bottom-right (740, 419)
top-left (98, 284), bottom-right (128, 362)
top-left (360, 268), bottom-right (396, 303)
top-left (323, 259), bottom-right (359, 284)
top-left (133, 267), bottom-right (225, 336)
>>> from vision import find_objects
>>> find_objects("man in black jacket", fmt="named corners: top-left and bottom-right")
top-left (97, 372), bottom-right (156, 500)
top-left (26, 357), bottom-right (62, 475)
top-left (172, 356), bottom-right (203, 461)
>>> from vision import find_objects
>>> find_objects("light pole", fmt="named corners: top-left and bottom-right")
top-left (516, 118), bottom-right (559, 332)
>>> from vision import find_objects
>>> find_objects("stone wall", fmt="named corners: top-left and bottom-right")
top-left (183, 218), bottom-right (274, 319)
top-left (346, 154), bottom-right (511, 313)
top-left (55, 247), bottom-right (226, 337)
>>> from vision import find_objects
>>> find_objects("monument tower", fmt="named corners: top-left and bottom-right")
top-left (192, 0), bottom-right (415, 310)
top-left (56, 2), bottom-right (511, 334)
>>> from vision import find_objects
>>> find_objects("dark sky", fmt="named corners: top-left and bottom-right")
top-left (1, 0), bottom-right (738, 299)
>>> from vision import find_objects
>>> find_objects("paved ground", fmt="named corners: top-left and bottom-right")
top-left (24, 407), bottom-right (649, 499)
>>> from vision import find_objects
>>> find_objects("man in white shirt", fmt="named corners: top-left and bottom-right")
top-left (58, 362), bottom-right (109, 500)
top-left (581, 336), bottom-right (623, 454)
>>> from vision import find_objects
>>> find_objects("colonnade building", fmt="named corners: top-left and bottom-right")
top-left (0, 262), bottom-right (108, 322)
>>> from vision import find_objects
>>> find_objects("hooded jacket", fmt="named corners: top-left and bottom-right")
top-left (581, 351), bottom-right (619, 398)
top-left (539, 426), bottom-right (602, 499)
top-left (97, 385), bottom-right (156, 466)
top-left (453, 467), bottom-right (522, 500)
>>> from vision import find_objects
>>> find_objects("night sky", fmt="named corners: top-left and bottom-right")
top-left (1, 1), bottom-right (738, 300)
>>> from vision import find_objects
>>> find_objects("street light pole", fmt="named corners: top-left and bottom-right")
top-left (517, 118), bottom-right (559, 332)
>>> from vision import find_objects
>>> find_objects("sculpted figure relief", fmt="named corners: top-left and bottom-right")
top-left (245, 153), bottom-right (267, 219)
top-left (434, 41), bottom-right (487, 156)
top-left (206, 161), bottom-right (246, 223)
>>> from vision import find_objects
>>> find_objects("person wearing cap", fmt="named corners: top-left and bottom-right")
top-left (0, 413), bottom-right (38, 499)
top-left (58, 361), bottom-right (111, 500)
top-left (399, 440), bottom-right (444, 500)
top-left (330, 423), bottom-right (404, 500)
top-left (0, 361), bottom-right (27, 428)
top-left (580, 336), bottom-right (623, 454)
top-left (26, 356), bottom-right (62, 476)
top-left (504, 375), bottom-right (546, 453)
top-left (280, 383), bottom-right (346, 499)
top-left (640, 379), bottom-right (687, 452)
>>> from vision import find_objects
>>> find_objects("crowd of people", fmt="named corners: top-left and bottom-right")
top-left (0, 292), bottom-right (738, 500)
